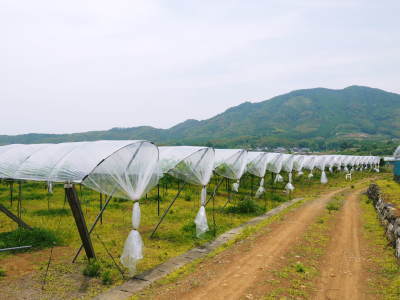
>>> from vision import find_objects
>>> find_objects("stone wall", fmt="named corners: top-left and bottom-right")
top-left (367, 184), bottom-right (400, 258)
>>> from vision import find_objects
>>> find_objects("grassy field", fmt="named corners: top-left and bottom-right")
top-left (374, 177), bottom-right (400, 208)
top-left (0, 169), bottom-right (385, 299)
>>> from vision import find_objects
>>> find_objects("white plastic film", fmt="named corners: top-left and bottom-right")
top-left (120, 201), bottom-right (143, 275)
top-left (285, 172), bottom-right (295, 192)
top-left (131, 202), bottom-right (141, 230)
top-left (214, 149), bottom-right (247, 180)
top-left (232, 180), bottom-right (240, 192)
top-left (158, 146), bottom-right (214, 186)
top-left (246, 152), bottom-right (268, 178)
top-left (194, 205), bottom-right (209, 237)
top-left (47, 181), bottom-right (53, 194)
top-left (255, 178), bottom-right (265, 198)
top-left (308, 172), bottom-right (314, 178)
top-left (320, 171), bottom-right (328, 184)
top-left (120, 229), bottom-right (143, 276)
top-left (274, 174), bottom-right (283, 183)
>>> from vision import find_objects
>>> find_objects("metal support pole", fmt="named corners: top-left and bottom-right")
top-left (205, 177), bottom-right (225, 207)
top-left (18, 181), bottom-right (22, 222)
top-left (10, 181), bottom-right (13, 207)
top-left (251, 175), bottom-right (254, 198)
top-left (100, 193), bottom-right (103, 225)
top-left (157, 184), bottom-right (160, 216)
top-left (150, 182), bottom-right (186, 238)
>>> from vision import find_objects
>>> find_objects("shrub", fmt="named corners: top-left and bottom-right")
top-left (83, 259), bottom-right (101, 277)
top-left (101, 270), bottom-right (113, 285)
top-left (295, 262), bottom-right (306, 273)
top-left (326, 201), bottom-right (340, 213)
top-left (225, 198), bottom-right (264, 215)
top-left (271, 194), bottom-right (286, 203)
top-left (0, 268), bottom-right (6, 277)
top-left (184, 195), bottom-right (192, 202)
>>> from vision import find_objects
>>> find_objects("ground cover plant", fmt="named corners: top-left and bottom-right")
top-left (0, 169), bottom-right (384, 299)
top-left (360, 192), bottom-right (400, 298)
top-left (374, 177), bottom-right (400, 208)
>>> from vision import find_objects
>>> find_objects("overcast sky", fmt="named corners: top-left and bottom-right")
top-left (1, 0), bottom-right (399, 135)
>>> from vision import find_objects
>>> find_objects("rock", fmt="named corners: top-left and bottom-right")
top-left (396, 238), bottom-right (400, 259)
top-left (386, 223), bottom-right (395, 243)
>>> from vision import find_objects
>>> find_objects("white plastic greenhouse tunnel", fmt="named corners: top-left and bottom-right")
top-left (0, 140), bottom-right (160, 276)
top-left (152, 146), bottom-right (215, 238)
top-left (246, 152), bottom-right (270, 198)
top-left (0, 141), bottom-right (381, 277)
top-left (214, 149), bottom-right (248, 193)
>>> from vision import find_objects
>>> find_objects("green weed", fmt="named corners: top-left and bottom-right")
top-left (83, 259), bottom-right (101, 277)
top-left (0, 227), bottom-right (62, 250)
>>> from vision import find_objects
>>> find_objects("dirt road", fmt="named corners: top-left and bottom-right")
top-left (314, 190), bottom-right (366, 300)
top-left (151, 188), bottom-right (349, 300)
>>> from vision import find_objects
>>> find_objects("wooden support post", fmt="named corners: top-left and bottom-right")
top-left (65, 184), bottom-right (96, 260)
top-left (72, 192), bottom-right (115, 263)
top-left (0, 203), bottom-right (33, 230)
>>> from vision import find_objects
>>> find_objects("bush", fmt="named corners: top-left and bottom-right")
top-left (295, 262), bottom-right (306, 273)
top-left (225, 198), bottom-right (264, 215)
top-left (83, 259), bottom-right (101, 277)
top-left (101, 270), bottom-right (113, 285)
top-left (184, 195), bottom-right (192, 202)
top-left (0, 268), bottom-right (6, 277)
top-left (326, 201), bottom-right (340, 213)
top-left (271, 194), bottom-right (286, 203)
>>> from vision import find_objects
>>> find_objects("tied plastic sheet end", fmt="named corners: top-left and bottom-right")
top-left (285, 172), bottom-right (295, 192)
top-left (274, 174), bottom-right (283, 183)
top-left (120, 202), bottom-right (143, 276)
top-left (232, 180), bottom-right (240, 192)
top-left (255, 178), bottom-right (265, 198)
top-left (195, 206), bottom-right (209, 237)
top-left (120, 229), bottom-right (143, 276)
top-left (321, 171), bottom-right (328, 184)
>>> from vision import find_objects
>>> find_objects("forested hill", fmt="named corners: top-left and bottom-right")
top-left (1, 86), bottom-right (399, 152)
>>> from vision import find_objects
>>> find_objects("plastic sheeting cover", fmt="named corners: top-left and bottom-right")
top-left (214, 149), bottom-right (248, 180)
top-left (158, 146), bottom-right (214, 186)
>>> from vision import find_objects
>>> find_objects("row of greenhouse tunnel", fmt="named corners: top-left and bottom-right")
top-left (0, 140), bottom-right (381, 275)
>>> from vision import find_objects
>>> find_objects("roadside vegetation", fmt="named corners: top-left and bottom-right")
top-left (360, 193), bottom-right (400, 299)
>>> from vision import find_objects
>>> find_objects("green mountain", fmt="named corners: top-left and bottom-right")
top-left (1, 86), bottom-right (399, 153)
